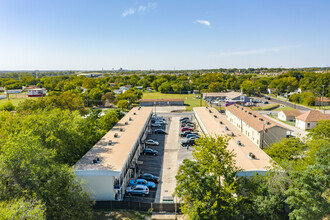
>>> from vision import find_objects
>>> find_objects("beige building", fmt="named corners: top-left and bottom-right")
top-left (295, 110), bottom-right (330, 130)
top-left (278, 110), bottom-right (302, 121)
top-left (194, 107), bottom-right (273, 176)
top-left (74, 107), bottom-right (153, 201)
top-left (226, 105), bottom-right (289, 148)
top-left (315, 97), bottom-right (330, 106)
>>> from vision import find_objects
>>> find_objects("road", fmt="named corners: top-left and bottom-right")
top-left (264, 96), bottom-right (312, 111)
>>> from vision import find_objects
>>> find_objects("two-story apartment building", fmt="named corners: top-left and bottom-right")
top-left (74, 107), bottom-right (153, 201)
top-left (226, 105), bottom-right (288, 148)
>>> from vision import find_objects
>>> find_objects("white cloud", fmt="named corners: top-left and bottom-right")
top-left (218, 45), bottom-right (300, 57)
top-left (122, 8), bottom-right (135, 17)
top-left (123, 2), bottom-right (157, 17)
top-left (195, 20), bottom-right (211, 27)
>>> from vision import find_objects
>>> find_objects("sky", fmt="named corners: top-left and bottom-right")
top-left (0, 0), bottom-right (330, 70)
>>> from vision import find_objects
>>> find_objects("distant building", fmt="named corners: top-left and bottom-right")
top-left (315, 97), bottom-right (330, 106)
top-left (226, 105), bottom-right (289, 148)
top-left (136, 86), bottom-right (143, 90)
top-left (203, 91), bottom-right (250, 103)
top-left (295, 110), bottom-right (330, 130)
top-left (27, 88), bottom-right (47, 97)
top-left (278, 110), bottom-right (302, 121)
top-left (4, 89), bottom-right (22, 94)
top-left (109, 83), bottom-right (117, 87)
top-left (139, 99), bottom-right (184, 106)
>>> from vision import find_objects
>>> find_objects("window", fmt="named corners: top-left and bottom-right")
top-left (307, 123), bottom-right (310, 128)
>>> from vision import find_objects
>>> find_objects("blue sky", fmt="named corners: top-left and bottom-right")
top-left (0, 0), bottom-right (330, 70)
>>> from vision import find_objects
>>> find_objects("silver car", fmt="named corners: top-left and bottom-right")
top-left (145, 139), bottom-right (159, 146)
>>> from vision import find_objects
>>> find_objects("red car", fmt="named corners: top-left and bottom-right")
top-left (181, 127), bottom-right (193, 132)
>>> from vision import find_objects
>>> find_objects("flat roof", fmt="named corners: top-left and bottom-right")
top-left (226, 105), bottom-right (288, 132)
top-left (203, 91), bottom-right (244, 99)
top-left (194, 107), bottom-right (273, 172)
top-left (74, 107), bottom-right (152, 173)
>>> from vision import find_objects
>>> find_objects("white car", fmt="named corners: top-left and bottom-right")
top-left (145, 139), bottom-right (159, 146)
top-left (155, 120), bottom-right (166, 124)
top-left (151, 123), bottom-right (161, 127)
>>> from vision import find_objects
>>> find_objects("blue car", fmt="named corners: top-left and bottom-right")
top-left (186, 134), bottom-right (200, 139)
top-left (129, 179), bottom-right (156, 189)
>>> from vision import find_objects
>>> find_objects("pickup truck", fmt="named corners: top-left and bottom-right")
top-left (129, 179), bottom-right (156, 189)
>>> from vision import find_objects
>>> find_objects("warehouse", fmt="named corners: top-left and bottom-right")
top-left (194, 107), bottom-right (273, 176)
top-left (74, 107), bottom-right (153, 201)
top-left (139, 99), bottom-right (184, 106)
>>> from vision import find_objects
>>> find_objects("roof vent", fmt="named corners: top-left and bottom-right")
top-left (259, 118), bottom-right (264, 121)
top-left (120, 128), bottom-right (124, 132)
top-left (219, 121), bottom-right (223, 124)
top-left (108, 140), bottom-right (112, 145)
top-left (244, 110), bottom-right (247, 112)
top-left (125, 122), bottom-right (128, 125)
top-left (133, 112), bottom-right (136, 115)
top-left (93, 157), bottom-right (100, 164)
top-left (209, 110), bottom-right (212, 113)
top-left (138, 107), bottom-right (141, 110)
top-left (214, 115), bottom-right (218, 118)
top-left (253, 114), bottom-right (257, 118)
top-left (241, 107), bottom-right (244, 110)
top-left (114, 133), bottom-right (119, 138)
top-left (265, 121), bottom-right (270, 125)
top-left (248, 112), bottom-right (252, 115)
top-left (129, 117), bottom-right (133, 121)
top-left (206, 107), bottom-right (208, 109)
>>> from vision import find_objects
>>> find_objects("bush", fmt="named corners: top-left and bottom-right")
top-left (0, 101), bottom-right (15, 111)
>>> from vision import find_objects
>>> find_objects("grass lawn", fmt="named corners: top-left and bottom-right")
top-left (0, 97), bottom-right (31, 107)
top-left (251, 104), bottom-right (279, 111)
top-left (275, 106), bottom-right (296, 111)
top-left (142, 92), bottom-right (206, 111)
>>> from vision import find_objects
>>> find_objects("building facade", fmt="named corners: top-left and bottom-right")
top-left (139, 99), bottom-right (184, 106)
top-left (74, 107), bottom-right (153, 201)
top-left (295, 110), bottom-right (330, 130)
top-left (226, 105), bottom-right (288, 148)
top-left (278, 110), bottom-right (302, 121)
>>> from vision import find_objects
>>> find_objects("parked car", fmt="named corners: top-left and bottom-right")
top-left (145, 139), bottom-right (159, 146)
top-left (180, 118), bottom-right (190, 123)
top-left (155, 129), bottom-right (167, 134)
top-left (181, 139), bottom-right (195, 146)
top-left (155, 120), bottom-right (166, 124)
top-left (180, 117), bottom-right (189, 122)
top-left (181, 127), bottom-right (193, 132)
top-left (126, 185), bottom-right (149, 197)
top-left (219, 109), bottom-right (225, 114)
top-left (186, 134), bottom-right (200, 139)
top-left (180, 131), bottom-right (193, 137)
top-left (151, 123), bottom-right (161, 127)
top-left (129, 179), bottom-right (156, 189)
top-left (138, 173), bottom-right (160, 183)
top-left (264, 96), bottom-right (271, 100)
top-left (143, 148), bottom-right (158, 156)
top-left (263, 101), bottom-right (269, 104)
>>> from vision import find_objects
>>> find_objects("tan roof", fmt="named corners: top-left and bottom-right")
top-left (296, 110), bottom-right (330, 122)
top-left (203, 91), bottom-right (243, 99)
top-left (226, 105), bottom-right (288, 132)
top-left (139, 99), bottom-right (184, 102)
top-left (194, 107), bottom-right (273, 172)
top-left (74, 107), bottom-right (153, 173)
top-left (281, 110), bottom-right (302, 117)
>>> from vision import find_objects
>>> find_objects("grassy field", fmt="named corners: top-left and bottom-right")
top-left (275, 106), bottom-right (296, 111)
top-left (142, 92), bottom-right (206, 111)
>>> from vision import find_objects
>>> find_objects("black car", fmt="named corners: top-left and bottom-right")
top-left (143, 148), bottom-right (158, 156)
top-left (139, 173), bottom-right (160, 183)
top-left (219, 109), bottom-right (225, 114)
top-left (180, 117), bottom-right (189, 122)
top-left (180, 131), bottom-right (192, 137)
top-left (155, 129), bottom-right (167, 134)
top-left (181, 139), bottom-right (195, 146)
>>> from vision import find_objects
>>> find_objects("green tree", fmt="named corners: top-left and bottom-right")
top-left (0, 199), bottom-right (46, 219)
top-left (175, 136), bottom-right (244, 219)
top-left (117, 99), bottom-right (129, 109)
top-left (286, 145), bottom-right (330, 220)
top-left (0, 101), bottom-right (15, 111)
top-left (98, 110), bottom-right (119, 133)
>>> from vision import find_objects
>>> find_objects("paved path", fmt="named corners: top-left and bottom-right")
top-left (154, 116), bottom-right (180, 203)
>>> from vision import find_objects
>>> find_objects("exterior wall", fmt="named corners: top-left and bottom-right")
top-left (278, 112), bottom-right (287, 121)
top-left (263, 127), bottom-right (287, 148)
top-left (76, 173), bottom-right (116, 201)
top-left (296, 119), bottom-right (318, 130)
top-left (232, 95), bottom-right (250, 102)
top-left (28, 89), bottom-right (46, 97)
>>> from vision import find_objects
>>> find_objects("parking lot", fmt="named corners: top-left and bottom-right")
top-left (123, 112), bottom-right (199, 203)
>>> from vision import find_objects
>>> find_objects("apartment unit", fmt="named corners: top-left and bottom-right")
top-left (194, 107), bottom-right (273, 176)
top-left (295, 110), bottom-right (330, 130)
top-left (278, 110), bottom-right (302, 121)
top-left (226, 105), bottom-right (288, 148)
top-left (74, 107), bottom-right (153, 201)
